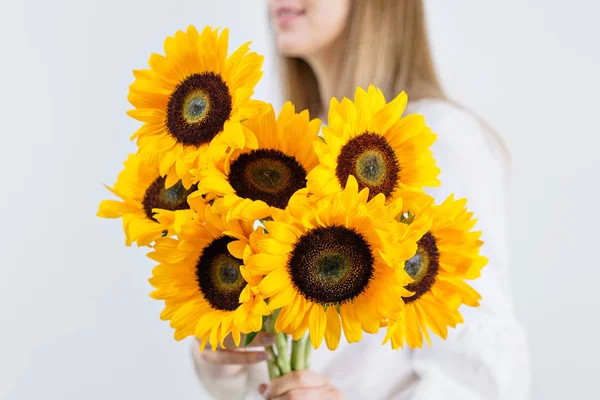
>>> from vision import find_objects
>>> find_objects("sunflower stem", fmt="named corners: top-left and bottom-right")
top-left (274, 332), bottom-right (291, 375)
top-left (291, 338), bottom-right (303, 371)
top-left (263, 311), bottom-right (282, 380)
top-left (303, 333), bottom-right (312, 369)
top-left (266, 346), bottom-right (281, 380)
top-left (291, 334), bottom-right (309, 371)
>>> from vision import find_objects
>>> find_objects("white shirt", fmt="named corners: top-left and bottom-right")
top-left (193, 99), bottom-right (530, 400)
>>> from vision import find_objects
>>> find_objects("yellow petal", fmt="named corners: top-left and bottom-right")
top-left (340, 303), bottom-right (362, 343)
top-left (258, 267), bottom-right (290, 298)
top-left (245, 253), bottom-right (287, 275)
top-left (266, 285), bottom-right (296, 311)
top-left (222, 120), bottom-right (246, 149)
top-left (198, 176), bottom-right (235, 195)
top-left (257, 238), bottom-right (293, 254)
top-left (232, 327), bottom-right (241, 347)
top-left (309, 305), bottom-right (326, 349)
top-left (97, 200), bottom-right (126, 218)
top-left (324, 306), bottom-right (341, 350)
top-left (275, 294), bottom-right (301, 332)
top-left (227, 240), bottom-right (248, 260)
top-left (264, 221), bottom-right (299, 244)
top-left (353, 295), bottom-right (380, 334)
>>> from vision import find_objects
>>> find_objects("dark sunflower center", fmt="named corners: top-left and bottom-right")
top-left (317, 254), bottom-right (347, 282)
top-left (228, 149), bottom-right (307, 209)
top-left (288, 225), bottom-right (374, 305)
top-left (142, 177), bottom-right (197, 221)
top-left (166, 72), bottom-right (232, 147)
top-left (402, 232), bottom-right (440, 304)
top-left (183, 91), bottom-right (208, 122)
top-left (404, 252), bottom-right (424, 279)
top-left (336, 132), bottom-right (400, 201)
top-left (195, 236), bottom-right (246, 312)
top-left (357, 150), bottom-right (385, 184)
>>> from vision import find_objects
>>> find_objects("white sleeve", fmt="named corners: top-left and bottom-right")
top-left (391, 104), bottom-right (530, 400)
top-left (191, 344), bottom-right (250, 400)
top-left (191, 342), bottom-right (268, 400)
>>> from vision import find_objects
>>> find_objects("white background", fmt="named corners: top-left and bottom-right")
top-left (0, 1), bottom-right (598, 399)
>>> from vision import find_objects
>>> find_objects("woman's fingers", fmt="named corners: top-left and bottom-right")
top-left (202, 348), bottom-right (271, 365)
top-left (221, 332), bottom-right (275, 349)
top-left (193, 332), bottom-right (275, 367)
top-left (264, 370), bottom-right (330, 398)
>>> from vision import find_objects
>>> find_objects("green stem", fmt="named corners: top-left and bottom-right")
top-left (264, 311), bottom-right (282, 380)
top-left (303, 334), bottom-right (312, 369)
top-left (291, 338), bottom-right (304, 371)
top-left (266, 346), bottom-right (281, 379)
top-left (274, 332), bottom-right (291, 375)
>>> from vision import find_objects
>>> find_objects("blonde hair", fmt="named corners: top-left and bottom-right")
top-left (278, 0), bottom-right (509, 158)
top-left (280, 0), bottom-right (443, 117)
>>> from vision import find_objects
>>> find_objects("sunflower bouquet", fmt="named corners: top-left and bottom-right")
top-left (98, 26), bottom-right (487, 379)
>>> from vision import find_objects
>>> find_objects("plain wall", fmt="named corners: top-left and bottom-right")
top-left (0, 1), bottom-right (598, 399)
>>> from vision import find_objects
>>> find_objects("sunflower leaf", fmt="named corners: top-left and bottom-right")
top-left (244, 331), bottom-right (259, 348)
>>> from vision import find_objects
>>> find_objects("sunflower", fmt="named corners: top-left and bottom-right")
top-left (245, 176), bottom-right (423, 351)
top-left (128, 26), bottom-right (266, 189)
top-left (97, 154), bottom-right (197, 246)
top-left (307, 86), bottom-right (440, 203)
top-left (383, 192), bottom-right (488, 349)
top-left (149, 204), bottom-right (268, 350)
top-left (192, 102), bottom-right (321, 221)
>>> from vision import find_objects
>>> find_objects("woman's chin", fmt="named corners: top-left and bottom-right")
top-left (276, 37), bottom-right (314, 58)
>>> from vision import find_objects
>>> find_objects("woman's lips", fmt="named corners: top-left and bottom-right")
top-left (275, 7), bottom-right (305, 26)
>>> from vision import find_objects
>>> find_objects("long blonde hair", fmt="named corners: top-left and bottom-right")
top-left (280, 0), bottom-right (443, 117)
top-left (278, 0), bottom-right (509, 158)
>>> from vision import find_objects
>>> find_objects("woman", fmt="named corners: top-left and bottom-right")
top-left (192, 1), bottom-right (529, 399)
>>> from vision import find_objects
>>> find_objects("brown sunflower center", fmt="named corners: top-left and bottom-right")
top-left (166, 72), bottom-right (232, 147)
top-left (336, 132), bottom-right (400, 200)
top-left (402, 232), bottom-right (439, 304)
top-left (287, 225), bottom-right (374, 305)
top-left (227, 149), bottom-right (307, 209)
top-left (195, 236), bottom-right (246, 312)
top-left (183, 90), bottom-right (209, 123)
top-left (142, 177), bottom-right (197, 221)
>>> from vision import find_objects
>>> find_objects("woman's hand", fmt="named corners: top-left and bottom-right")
top-left (259, 370), bottom-right (343, 399)
top-left (192, 332), bottom-right (275, 377)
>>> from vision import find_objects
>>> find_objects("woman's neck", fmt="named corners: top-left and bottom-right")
top-left (304, 47), bottom-right (340, 121)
